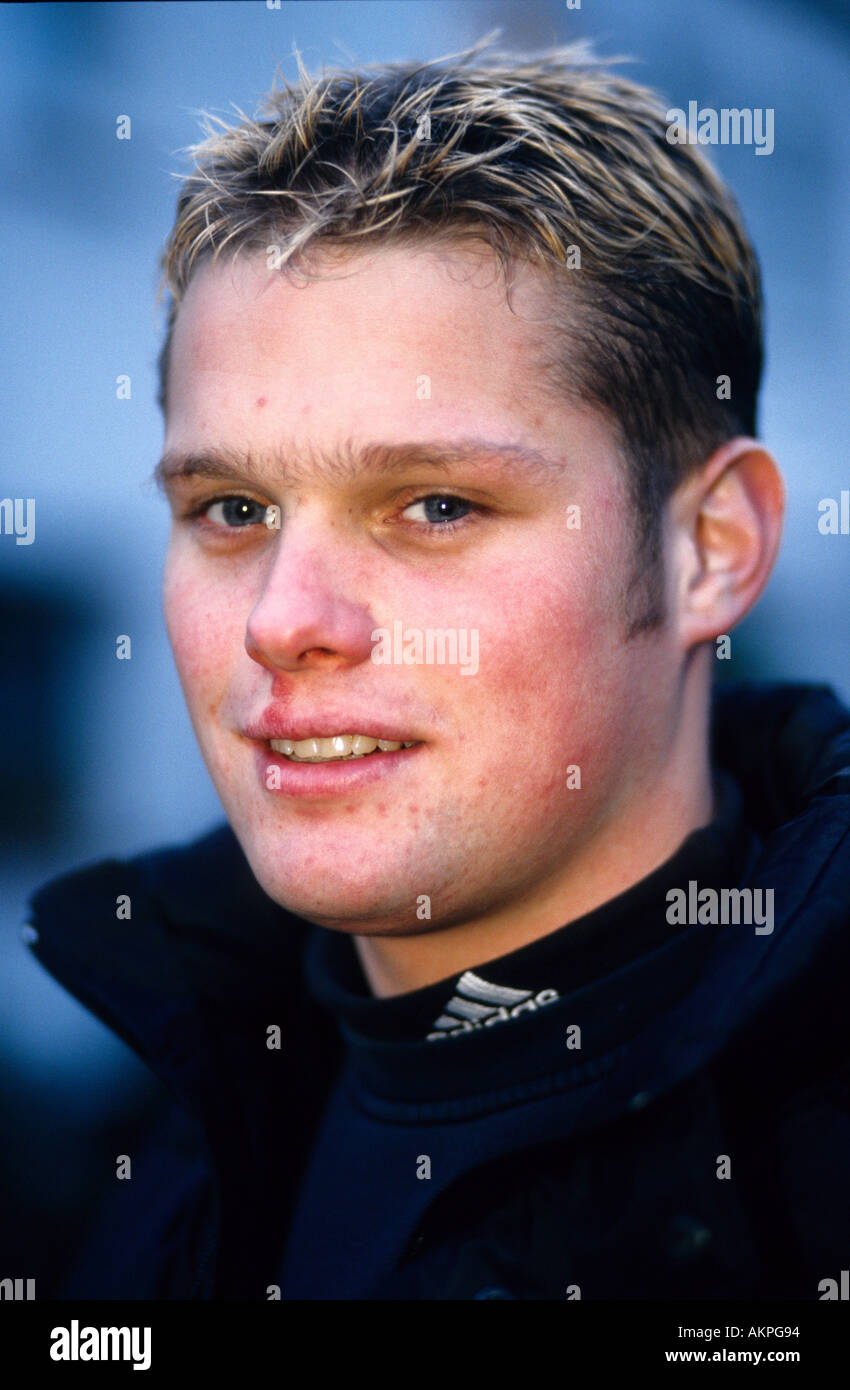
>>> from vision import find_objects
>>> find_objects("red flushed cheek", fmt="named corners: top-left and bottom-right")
top-left (164, 580), bottom-right (231, 695)
top-left (164, 549), bottom-right (257, 685)
top-left (464, 567), bottom-right (617, 811)
top-left (480, 578), bottom-right (600, 703)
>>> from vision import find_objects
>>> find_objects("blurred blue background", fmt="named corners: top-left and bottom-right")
top-left (1, 0), bottom-right (848, 1290)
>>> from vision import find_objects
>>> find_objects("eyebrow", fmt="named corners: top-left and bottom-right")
top-left (153, 438), bottom-right (564, 491)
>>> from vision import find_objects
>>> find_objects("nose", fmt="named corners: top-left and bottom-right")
top-left (245, 514), bottom-right (377, 674)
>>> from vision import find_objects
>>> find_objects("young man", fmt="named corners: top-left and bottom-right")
top-left (28, 44), bottom-right (849, 1300)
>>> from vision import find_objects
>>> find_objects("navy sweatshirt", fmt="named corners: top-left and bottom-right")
top-left (21, 682), bottom-right (850, 1300)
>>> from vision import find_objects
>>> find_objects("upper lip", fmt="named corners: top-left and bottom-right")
top-left (243, 708), bottom-right (422, 744)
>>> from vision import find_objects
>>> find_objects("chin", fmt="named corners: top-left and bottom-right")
top-left (246, 854), bottom-right (415, 929)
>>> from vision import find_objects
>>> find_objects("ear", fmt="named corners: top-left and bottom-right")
top-left (669, 437), bottom-right (785, 651)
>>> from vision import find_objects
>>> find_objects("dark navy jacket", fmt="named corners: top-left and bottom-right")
top-left (26, 683), bottom-right (850, 1299)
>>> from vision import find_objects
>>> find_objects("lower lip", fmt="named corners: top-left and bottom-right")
top-left (254, 742), bottom-right (422, 798)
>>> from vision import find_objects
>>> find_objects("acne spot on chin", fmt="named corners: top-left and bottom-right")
top-left (255, 396), bottom-right (267, 408)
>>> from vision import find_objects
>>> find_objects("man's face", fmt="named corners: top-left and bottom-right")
top-left (161, 243), bottom-right (678, 936)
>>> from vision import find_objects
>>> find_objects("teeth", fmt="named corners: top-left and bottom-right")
top-left (269, 735), bottom-right (416, 762)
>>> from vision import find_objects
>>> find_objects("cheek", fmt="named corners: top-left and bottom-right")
top-left (163, 555), bottom-right (241, 706)
top-left (480, 556), bottom-right (615, 694)
top-left (468, 555), bottom-right (631, 780)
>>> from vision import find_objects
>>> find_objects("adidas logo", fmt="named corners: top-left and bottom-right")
top-left (426, 970), bottom-right (559, 1041)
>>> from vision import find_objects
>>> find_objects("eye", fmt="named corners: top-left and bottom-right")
top-left (203, 496), bottom-right (269, 528)
top-left (401, 494), bottom-right (473, 527)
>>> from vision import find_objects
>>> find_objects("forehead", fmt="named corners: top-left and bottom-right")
top-left (162, 243), bottom-right (625, 505)
top-left (166, 244), bottom-right (560, 434)
top-left (171, 239), bottom-right (550, 354)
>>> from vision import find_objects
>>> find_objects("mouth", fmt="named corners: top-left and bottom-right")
top-left (269, 735), bottom-right (419, 763)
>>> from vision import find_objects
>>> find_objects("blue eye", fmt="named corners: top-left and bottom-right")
top-left (402, 495), bottom-right (472, 525)
top-left (205, 497), bottom-right (268, 527)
